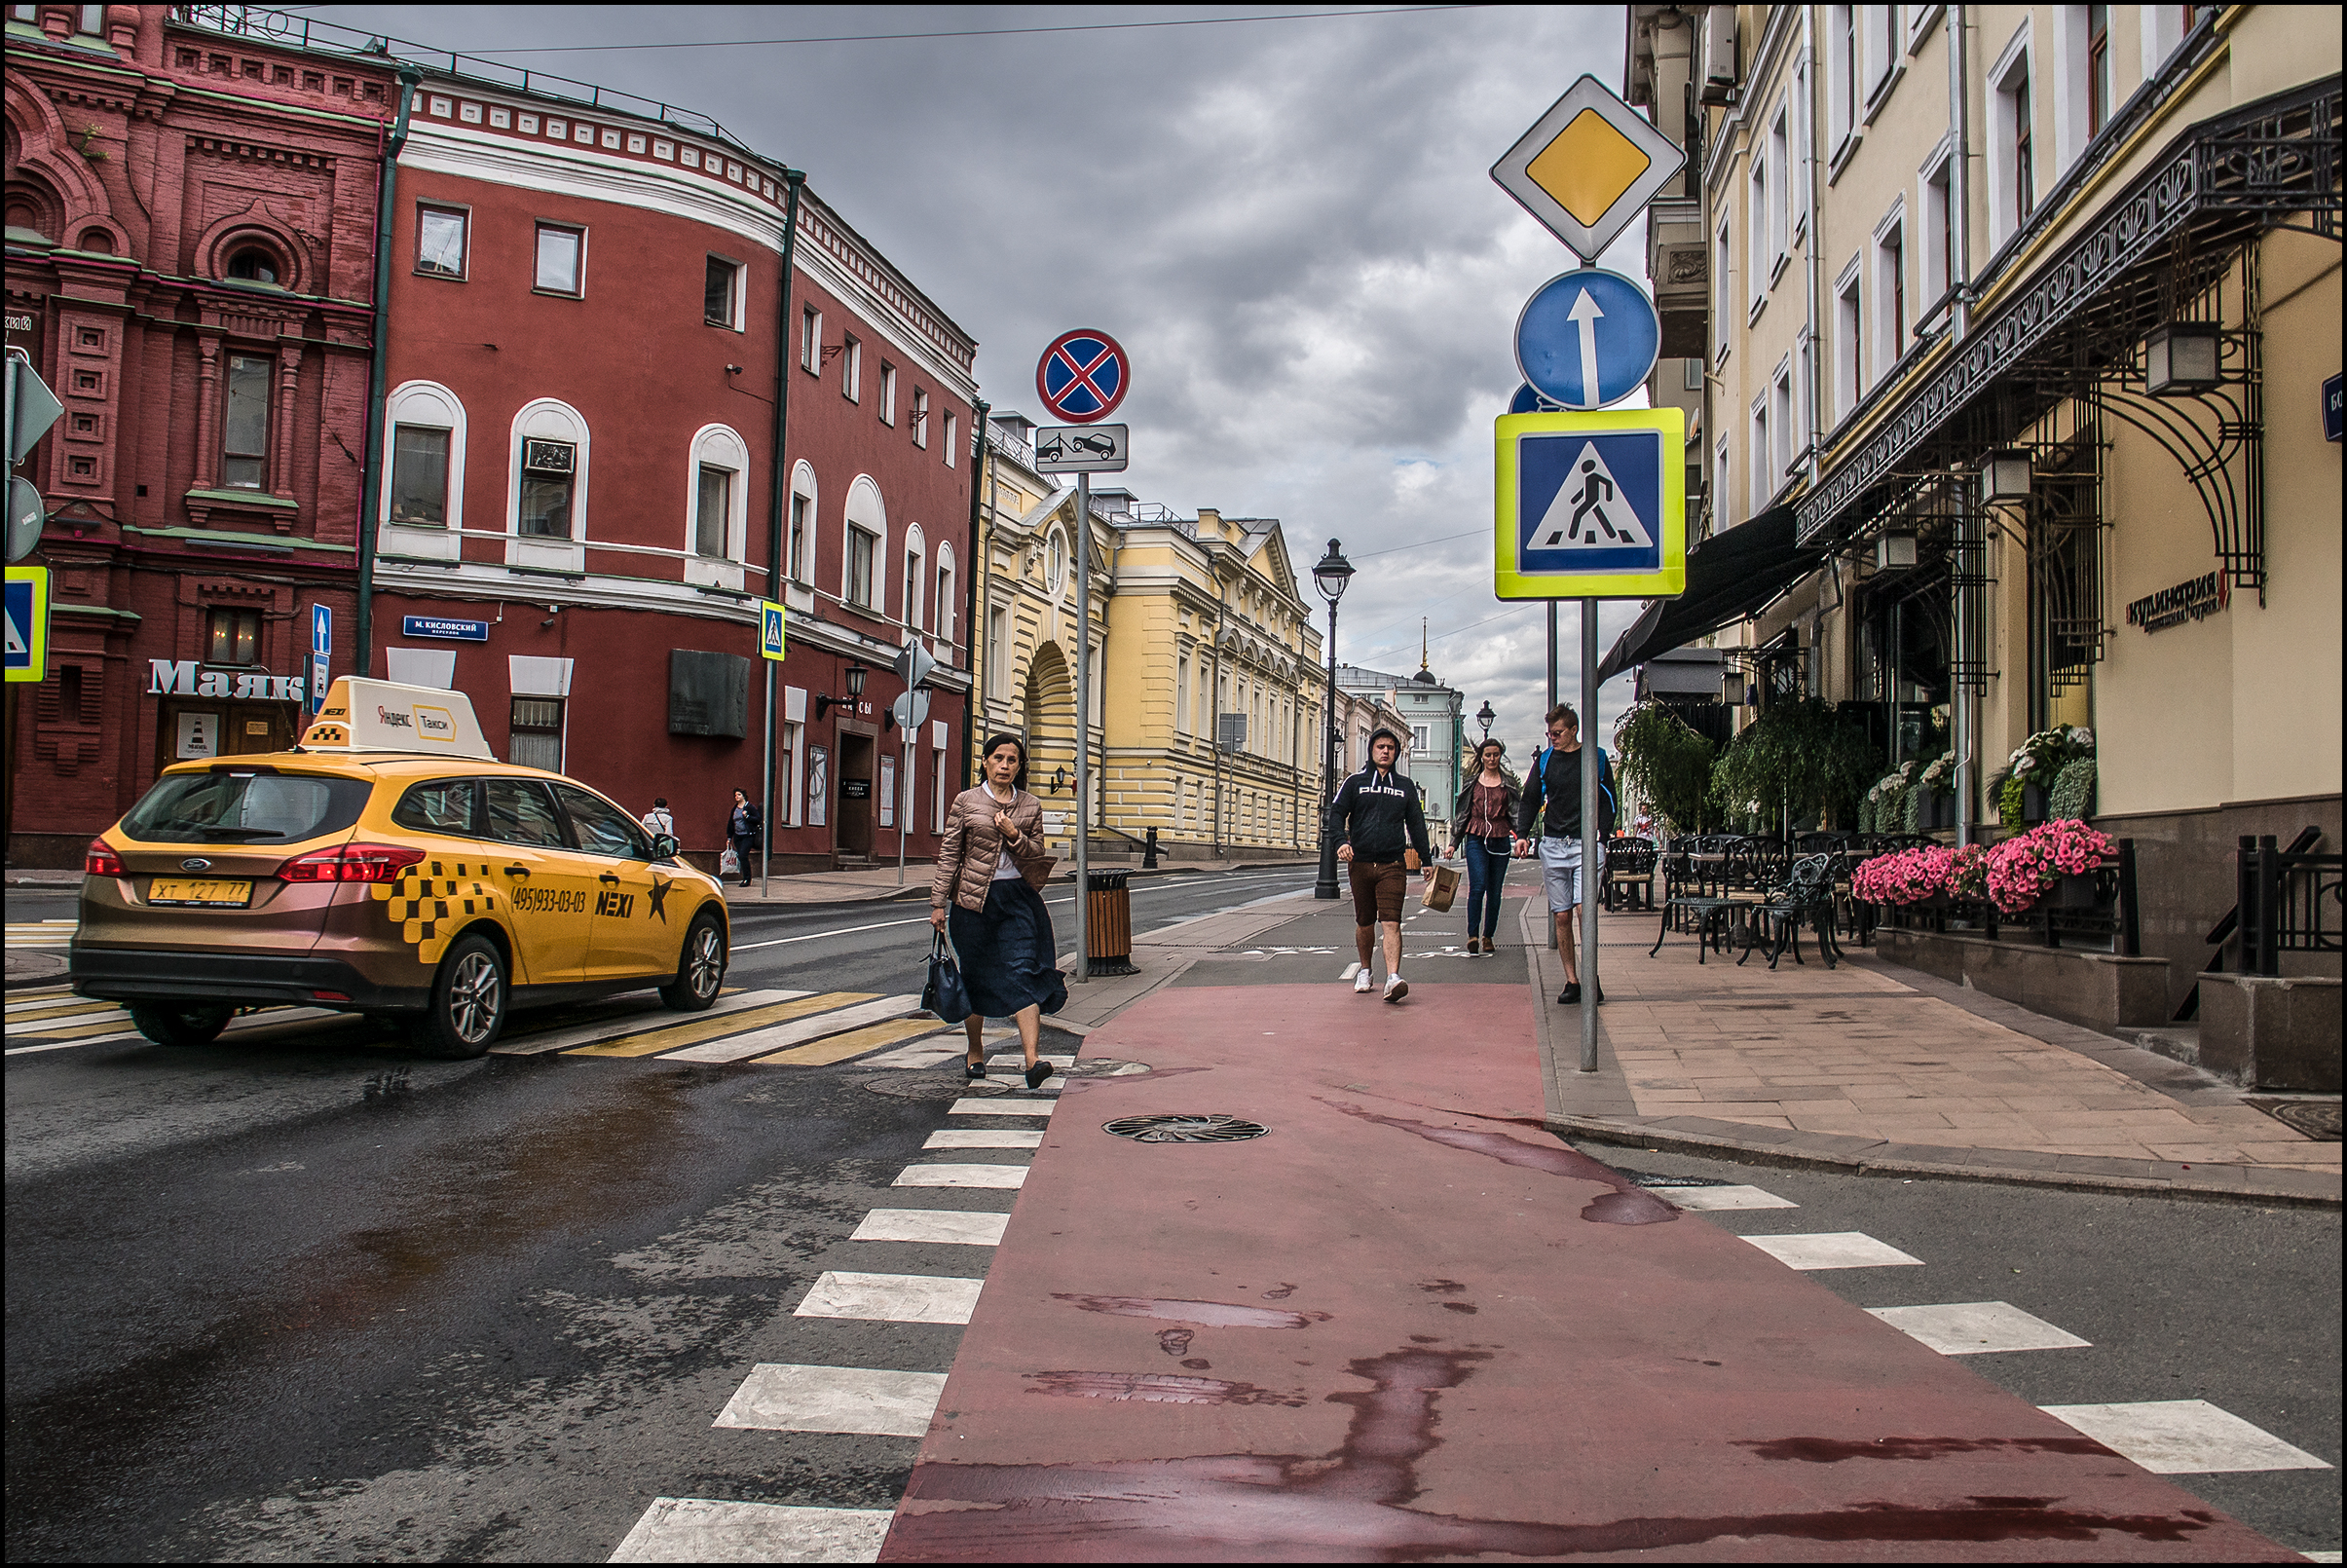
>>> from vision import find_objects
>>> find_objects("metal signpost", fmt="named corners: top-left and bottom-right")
top-left (1490, 75), bottom-right (1687, 1075)
top-left (1034, 329), bottom-right (1132, 985)
top-left (890, 640), bottom-right (936, 887)
top-left (757, 597), bottom-right (786, 895)
top-left (310, 604), bottom-right (333, 716)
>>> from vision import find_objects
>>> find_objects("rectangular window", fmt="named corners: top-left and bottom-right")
top-left (987, 607), bottom-right (1008, 700)
top-left (221, 354), bottom-right (270, 489)
top-left (1712, 436), bottom-right (1731, 532)
top-left (1176, 653), bottom-right (1191, 733)
top-left (801, 305), bottom-right (822, 372)
top-left (935, 565), bottom-right (953, 644)
top-left (1772, 367), bottom-right (1795, 477)
top-left (1713, 220), bottom-right (1732, 358)
top-left (878, 362), bottom-right (897, 426)
top-left (1768, 106), bottom-right (1790, 264)
top-left (1865, 3), bottom-right (1896, 94)
top-left (509, 697), bottom-right (564, 773)
top-left (389, 425), bottom-right (450, 525)
top-left (840, 334), bottom-right (861, 402)
top-left (416, 206), bottom-right (467, 278)
top-left (846, 525), bottom-right (875, 608)
top-left (943, 411), bottom-right (957, 467)
top-left (1923, 162), bottom-right (1954, 307)
top-left (1747, 162), bottom-right (1768, 307)
top-left (788, 493), bottom-right (809, 580)
top-left (1881, 224), bottom-right (1905, 359)
top-left (2012, 71), bottom-right (2035, 225)
top-left (534, 224), bottom-right (583, 294)
top-left (1836, 272), bottom-right (1862, 414)
top-left (205, 608), bottom-right (260, 665)
top-left (783, 721), bottom-right (803, 826)
top-left (519, 438), bottom-right (575, 538)
top-left (912, 389), bottom-right (929, 448)
top-left (704, 255), bottom-right (738, 326)
top-left (695, 464), bottom-right (731, 557)
top-left (2086, 3), bottom-right (2110, 135)
top-left (903, 547), bottom-right (921, 628)
top-left (1750, 403), bottom-right (1770, 513)
top-left (1828, 4), bottom-right (1856, 144)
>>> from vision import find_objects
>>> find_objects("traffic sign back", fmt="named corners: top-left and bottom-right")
top-left (1035, 329), bottom-right (1129, 424)
top-left (1515, 268), bottom-right (1660, 410)
top-left (1493, 408), bottom-right (1685, 601)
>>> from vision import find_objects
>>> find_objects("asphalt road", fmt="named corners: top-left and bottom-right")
top-left (2, 866), bottom-right (1316, 1562)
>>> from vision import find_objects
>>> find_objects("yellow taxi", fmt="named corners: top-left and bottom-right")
top-left (70, 677), bottom-right (730, 1058)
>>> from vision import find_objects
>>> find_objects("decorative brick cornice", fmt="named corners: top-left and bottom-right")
top-left (186, 134), bottom-right (334, 170)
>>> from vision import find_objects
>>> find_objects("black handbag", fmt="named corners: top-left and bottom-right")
top-left (922, 930), bottom-right (971, 1024)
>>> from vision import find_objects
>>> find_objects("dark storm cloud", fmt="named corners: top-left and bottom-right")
top-left (315, 4), bottom-right (1652, 754)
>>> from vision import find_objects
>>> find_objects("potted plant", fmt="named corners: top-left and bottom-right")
top-left (1862, 762), bottom-right (1913, 836)
top-left (1711, 699), bottom-right (1881, 839)
top-left (1984, 818), bottom-right (2117, 915)
top-left (1911, 752), bottom-right (1958, 830)
top-left (1612, 702), bottom-right (1720, 839)
top-left (2001, 726), bottom-right (2094, 830)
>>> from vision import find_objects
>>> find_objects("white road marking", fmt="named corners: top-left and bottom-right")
top-left (5, 1005), bottom-right (357, 1057)
top-left (794, 1270), bottom-right (984, 1325)
top-left (2041, 1400), bottom-right (2333, 1475)
top-left (947, 1097), bottom-right (1055, 1116)
top-left (712, 1363), bottom-right (946, 1437)
top-left (922, 1128), bottom-right (1044, 1150)
top-left (894, 1164), bottom-right (1027, 1189)
top-left (658, 994), bottom-right (923, 1064)
top-left (851, 1209), bottom-right (1010, 1247)
top-left (1664, 1184), bottom-right (1799, 1212)
top-left (1866, 1301), bottom-right (2091, 1355)
top-left (607, 1498), bottom-right (891, 1563)
top-left (1739, 1232), bottom-right (1924, 1270)
top-left (731, 916), bottom-right (930, 951)
top-left (1339, 962), bottom-right (1362, 980)
top-left (490, 990), bottom-right (803, 1056)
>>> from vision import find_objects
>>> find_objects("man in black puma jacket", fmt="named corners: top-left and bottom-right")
top-left (1327, 728), bottom-right (1433, 1003)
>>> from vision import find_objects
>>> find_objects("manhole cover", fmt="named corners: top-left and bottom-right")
top-left (1102, 1113), bottom-right (1268, 1143)
top-left (859, 1074), bottom-right (1008, 1101)
top-left (2248, 1098), bottom-right (2342, 1141)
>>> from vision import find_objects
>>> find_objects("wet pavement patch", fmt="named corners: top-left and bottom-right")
top-left (1321, 1100), bottom-right (1679, 1225)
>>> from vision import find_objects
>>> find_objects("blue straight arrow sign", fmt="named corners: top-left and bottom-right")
top-left (1513, 268), bottom-right (1661, 412)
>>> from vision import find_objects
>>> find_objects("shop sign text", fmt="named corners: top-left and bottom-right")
top-left (2124, 572), bottom-right (2228, 634)
top-left (148, 659), bottom-right (306, 701)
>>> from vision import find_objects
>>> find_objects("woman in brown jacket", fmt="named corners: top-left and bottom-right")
top-left (930, 732), bottom-right (1066, 1090)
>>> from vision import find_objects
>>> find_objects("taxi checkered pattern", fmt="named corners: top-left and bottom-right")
top-left (370, 859), bottom-right (503, 965)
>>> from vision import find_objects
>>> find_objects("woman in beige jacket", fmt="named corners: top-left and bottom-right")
top-left (930, 732), bottom-right (1065, 1090)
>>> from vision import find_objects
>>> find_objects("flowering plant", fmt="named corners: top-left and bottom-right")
top-left (1983, 818), bottom-right (2116, 914)
top-left (1919, 753), bottom-right (1957, 791)
top-left (1851, 845), bottom-right (1954, 906)
top-left (1999, 727), bottom-right (2096, 828)
top-left (1945, 842), bottom-right (1993, 903)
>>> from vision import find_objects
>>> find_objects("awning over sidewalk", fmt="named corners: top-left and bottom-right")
top-left (1595, 504), bottom-right (1819, 684)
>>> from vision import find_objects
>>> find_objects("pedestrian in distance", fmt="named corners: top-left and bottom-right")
top-left (931, 732), bottom-right (1066, 1091)
top-left (726, 788), bottom-right (762, 888)
top-left (1453, 737), bottom-right (1522, 955)
top-left (641, 797), bottom-right (675, 841)
top-left (1514, 703), bottom-right (1619, 1005)
top-left (1329, 727), bottom-right (1434, 1003)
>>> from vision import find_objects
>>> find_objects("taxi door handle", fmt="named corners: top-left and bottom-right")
top-left (598, 872), bottom-right (622, 885)
top-left (504, 864), bottom-right (531, 878)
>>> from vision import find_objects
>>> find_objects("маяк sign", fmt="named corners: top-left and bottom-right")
top-left (147, 660), bottom-right (306, 701)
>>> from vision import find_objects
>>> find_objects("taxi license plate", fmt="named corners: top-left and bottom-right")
top-left (147, 877), bottom-right (254, 908)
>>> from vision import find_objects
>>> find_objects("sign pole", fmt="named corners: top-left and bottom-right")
top-left (1073, 469), bottom-right (1091, 985)
top-left (1546, 602), bottom-right (1558, 714)
top-left (1580, 596), bottom-right (1600, 1073)
top-left (761, 661), bottom-right (774, 897)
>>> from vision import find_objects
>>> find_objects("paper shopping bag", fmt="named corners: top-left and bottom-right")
top-left (1423, 863), bottom-right (1461, 913)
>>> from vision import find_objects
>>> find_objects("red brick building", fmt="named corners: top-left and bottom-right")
top-left (4, 4), bottom-right (395, 865)
top-left (375, 68), bottom-right (980, 872)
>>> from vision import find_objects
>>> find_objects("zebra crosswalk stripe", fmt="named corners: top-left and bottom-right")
top-left (750, 1016), bottom-right (950, 1067)
top-left (490, 989), bottom-right (803, 1056)
top-left (661, 994), bottom-right (924, 1064)
top-left (567, 991), bottom-right (875, 1060)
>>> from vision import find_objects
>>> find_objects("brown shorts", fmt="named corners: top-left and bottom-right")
top-left (1348, 857), bottom-right (1407, 924)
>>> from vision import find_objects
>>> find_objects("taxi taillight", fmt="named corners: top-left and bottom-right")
top-left (85, 839), bottom-right (129, 877)
top-left (279, 843), bottom-right (428, 883)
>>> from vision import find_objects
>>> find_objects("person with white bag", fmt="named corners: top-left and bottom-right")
top-left (724, 787), bottom-right (762, 887)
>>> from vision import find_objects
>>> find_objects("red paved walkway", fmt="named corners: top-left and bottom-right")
top-left (881, 975), bottom-right (2291, 1561)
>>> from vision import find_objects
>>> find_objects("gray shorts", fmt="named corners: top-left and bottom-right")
top-left (1540, 837), bottom-right (1603, 912)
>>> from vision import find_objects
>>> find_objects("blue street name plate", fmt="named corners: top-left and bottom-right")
top-left (401, 616), bottom-right (491, 642)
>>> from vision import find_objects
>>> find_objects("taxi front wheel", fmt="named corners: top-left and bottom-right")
top-left (130, 1003), bottom-right (234, 1048)
top-left (659, 912), bottom-right (726, 1012)
top-left (408, 933), bottom-right (507, 1059)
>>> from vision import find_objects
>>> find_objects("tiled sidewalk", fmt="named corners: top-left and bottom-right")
top-left (1530, 901), bottom-right (2338, 1203)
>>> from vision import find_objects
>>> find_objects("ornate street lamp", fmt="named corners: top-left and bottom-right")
top-left (1312, 539), bottom-right (1355, 901)
top-left (814, 659), bottom-right (869, 720)
top-left (1980, 448), bottom-right (2033, 505)
top-left (1474, 700), bottom-right (1496, 741)
top-left (2142, 320), bottom-right (2222, 396)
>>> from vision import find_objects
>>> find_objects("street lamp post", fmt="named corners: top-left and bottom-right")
top-left (1311, 539), bottom-right (1355, 901)
top-left (1474, 700), bottom-right (1495, 742)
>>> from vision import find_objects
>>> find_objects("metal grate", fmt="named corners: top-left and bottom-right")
top-left (1102, 1114), bottom-right (1269, 1143)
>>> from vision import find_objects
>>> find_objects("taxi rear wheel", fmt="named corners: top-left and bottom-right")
top-left (659, 912), bottom-right (726, 1012)
top-left (408, 933), bottom-right (507, 1059)
top-left (129, 1003), bottom-right (234, 1048)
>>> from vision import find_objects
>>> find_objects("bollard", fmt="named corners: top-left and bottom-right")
top-left (1085, 869), bottom-right (1138, 976)
top-left (1142, 826), bottom-right (1160, 870)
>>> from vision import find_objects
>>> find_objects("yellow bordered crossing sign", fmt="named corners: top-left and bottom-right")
top-left (4, 563), bottom-right (49, 683)
top-left (1493, 408), bottom-right (1685, 601)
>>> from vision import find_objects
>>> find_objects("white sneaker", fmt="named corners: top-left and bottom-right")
top-left (1353, 968), bottom-right (1374, 994)
top-left (1384, 974), bottom-right (1409, 1003)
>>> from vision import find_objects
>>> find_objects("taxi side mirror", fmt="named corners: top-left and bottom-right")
top-left (652, 834), bottom-right (680, 862)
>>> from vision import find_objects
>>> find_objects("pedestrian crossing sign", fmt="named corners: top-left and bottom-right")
top-left (760, 598), bottom-right (787, 661)
top-left (1493, 407), bottom-right (1684, 600)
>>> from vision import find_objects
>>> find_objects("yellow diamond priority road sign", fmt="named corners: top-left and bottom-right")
top-left (1492, 74), bottom-right (1688, 263)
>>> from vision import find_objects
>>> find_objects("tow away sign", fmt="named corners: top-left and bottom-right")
top-left (1493, 408), bottom-right (1685, 601)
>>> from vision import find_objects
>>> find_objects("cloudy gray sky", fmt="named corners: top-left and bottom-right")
top-left (313, 2), bottom-right (1654, 759)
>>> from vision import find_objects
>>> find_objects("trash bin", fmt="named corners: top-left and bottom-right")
top-left (1085, 869), bottom-right (1138, 977)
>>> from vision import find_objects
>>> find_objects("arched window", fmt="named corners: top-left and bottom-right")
top-left (1046, 528), bottom-right (1066, 596)
top-left (901, 522), bottom-right (926, 630)
top-left (506, 398), bottom-right (589, 572)
top-left (685, 423), bottom-right (751, 590)
top-left (788, 460), bottom-right (817, 583)
top-left (383, 380), bottom-right (468, 560)
top-left (225, 245), bottom-right (280, 284)
top-left (841, 474), bottom-right (886, 613)
top-left (933, 541), bottom-right (956, 647)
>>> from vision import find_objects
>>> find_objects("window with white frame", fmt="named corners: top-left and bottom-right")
top-left (1797, 332), bottom-right (1814, 462)
top-left (1713, 435), bottom-right (1732, 530)
top-left (987, 606), bottom-right (1009, 700)
top-left (1875, 212), bottom-right (1907, 371)
top-left (704, 254), bottom-right (742, 329)
top-left (943, 411), bottom-right (957, 467)
top-left (1864, 4), bottom-right (1897, 100)
top-left (933, 739), bottom-right (947, 833)
top-left (2085, 4), bottom-right (2111, 137)
top-left (878, 361), bottom-right (897, 426)
top-left (800, 305), bottom-right (822, 372)
top-left (1990, 34), bottom-right (2036, 242)
top-left (847, 525), bottom-right (876, 609)
top-left (1772, 362), bottom-right (1795, 478)
top-left (1713, 220), bottom-right (1732, 359)
top-left (842, 475), bottom-right (885, 612)
top-left (534, 224), bottom-right (584, 295)
top-left (901, 523), bottom-right (925, 628)
top-left (1750, 398), bottom-right (1771, 514)
top-left (1769, 104), bottom-right (1790, 267)
top-left (685, 425), bottom-right (750, 587)
top-left (912, 388), bottom-right (929, 448)
top-left (1748, 160), bottom-right (1769, 308)
top-left (695, 466), bottom-right (731, 556)
top-left (1176, 653), bottom-right (1191, 733)
top-left (383, 381), bottom-right (466, 553)
top-left (783, 720), bottom-right (803, 826)
top-left (840, 334), bottom-right (861, 402)
top-left (1835, 263), bottom-right (1863, 415)
top-left (934, 543), bottom-right (955, 645)
top-left (1921, 155), bottom-right (1955, 310)
top-left (1047, 529), bottom-right (1066, 595)
top-left (1827, 4), bottom-right (1857, 148)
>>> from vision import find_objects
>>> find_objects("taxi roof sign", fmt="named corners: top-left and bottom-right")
top-left (1492, 74), bottom-right (1688, 263)
top-left (300, 676), bottom-right (495, 760)
top-left (1493, 407), bottom-right (1686, 601)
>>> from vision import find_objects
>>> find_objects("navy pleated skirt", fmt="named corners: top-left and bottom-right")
top-left (949, 878), bottom-right (1068, 1020)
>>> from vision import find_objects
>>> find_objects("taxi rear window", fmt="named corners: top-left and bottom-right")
top-left (121, 771), bottom-right (372, 844)
top-left (392, 778), bottom-right (480, 836)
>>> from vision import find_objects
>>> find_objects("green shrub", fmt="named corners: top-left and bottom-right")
top-left (2048, 758), bottom-right (2097, 821)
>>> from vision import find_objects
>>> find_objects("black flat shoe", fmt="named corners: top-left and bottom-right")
top-left (1558, 983), bottom-right (1582, 1005)
top-left (965, 1059), bottom-right (987, 1080)
top-left (1024, 1059), bottom-right (1054, 1091)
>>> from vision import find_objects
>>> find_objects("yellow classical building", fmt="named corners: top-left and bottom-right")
top-left (970, 414), bottom-right (1335, 860)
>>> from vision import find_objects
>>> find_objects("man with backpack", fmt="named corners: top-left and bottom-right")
top-left (1515, 702), bottom-right (1616, 1006)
